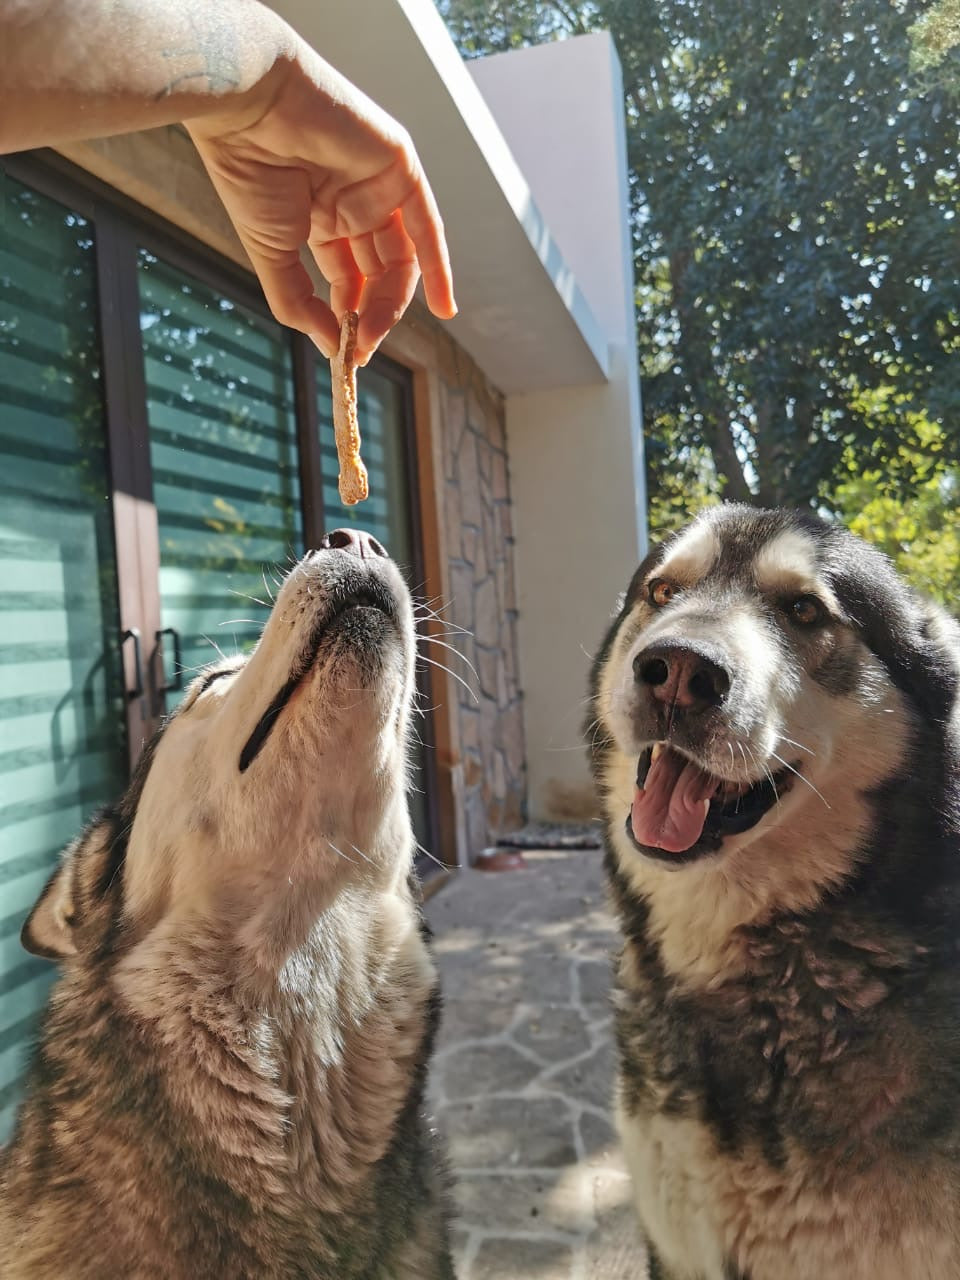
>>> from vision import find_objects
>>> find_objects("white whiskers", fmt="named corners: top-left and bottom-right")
top-left (768, 749), bottom-right (831, 810)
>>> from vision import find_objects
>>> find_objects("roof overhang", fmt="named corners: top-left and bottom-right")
top-left (274, 0), bottom-right (609, 394)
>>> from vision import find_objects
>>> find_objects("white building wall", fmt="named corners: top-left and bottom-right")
top-left (471, 33), bottom-right (647, 820)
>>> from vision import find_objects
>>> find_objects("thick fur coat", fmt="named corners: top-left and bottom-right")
top-left (588, 506), bottom-right (960, 1280)
top-left (1, 539), bottom-right (454, 1279)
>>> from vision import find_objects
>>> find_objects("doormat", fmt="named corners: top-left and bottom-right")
top-left (496, 822), bottom-right (602, 851)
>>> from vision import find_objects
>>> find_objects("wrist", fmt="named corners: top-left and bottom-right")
top-left (176, 2), bottom-right (303, 139)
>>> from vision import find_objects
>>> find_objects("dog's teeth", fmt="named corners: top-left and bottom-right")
top-left (651, 743), bottom-right (665, 762)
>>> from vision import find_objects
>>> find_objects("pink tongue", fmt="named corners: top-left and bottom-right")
top-left (631, 749), bottom-right (716, 853)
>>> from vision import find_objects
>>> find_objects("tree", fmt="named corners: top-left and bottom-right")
top-left (439, 1), bottom-right (960, 527)
top-left (827, 405), bottom-right (960, 605)
top-left (910, 0), bottom-right (960, 93)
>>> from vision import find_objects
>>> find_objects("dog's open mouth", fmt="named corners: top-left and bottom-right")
top-left (239, 582), bottom-right (394, 773)
top-left (624, 743), bottom-right (798, 864)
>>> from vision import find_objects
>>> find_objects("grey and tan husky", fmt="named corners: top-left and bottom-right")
top-left (1, 530), bottom-right (454, 1280)
top-left (588, 505), bottom-right (960, 1280)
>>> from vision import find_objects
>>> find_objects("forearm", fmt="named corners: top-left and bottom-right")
top-left (0, 0), bottom-right (299, 153)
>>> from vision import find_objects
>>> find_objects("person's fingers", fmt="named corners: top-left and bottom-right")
top-left (354, 211), bottom-right (420, 361)
top-left (333, 148), bottom-right (456, 322)
top-left (196, 141), bottom-right (342, 353)
top-left (356, 267), bottom-right (420, 365)
top-left (399, 172), bottom-right (455, 320)
top-left (350, 230), bottom-right (382, 279)
top-left (308, 232), bottom-right (364, 322)
top-left (243, 244), bottom-right (340, 356)
top-left (399, 176), bottom-right (456, 321)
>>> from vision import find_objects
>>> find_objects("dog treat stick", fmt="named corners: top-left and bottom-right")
top-left (331, 310), bottom-right (369, 506)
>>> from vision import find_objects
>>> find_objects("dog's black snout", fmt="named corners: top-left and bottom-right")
top-left (634, 643), bottom-right (731, 712)
top-left (320, 528), bottom-right (389, 559)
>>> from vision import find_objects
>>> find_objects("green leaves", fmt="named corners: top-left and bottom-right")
top-left (909, 0), bottom-right (960, 92)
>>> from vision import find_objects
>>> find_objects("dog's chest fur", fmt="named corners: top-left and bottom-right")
top-left (1, 912), bottom-right (446, 1279)
top-left (610, 863), bottom-right (960, 1279)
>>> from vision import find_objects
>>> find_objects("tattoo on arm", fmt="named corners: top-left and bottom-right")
top-left (155, 13), bottom-right (240, 99)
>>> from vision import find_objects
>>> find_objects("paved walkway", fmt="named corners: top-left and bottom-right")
top-left (426, 848), bottom-right (645, 1279)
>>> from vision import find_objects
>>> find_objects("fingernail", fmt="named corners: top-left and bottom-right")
top-left (309, 333), bottom-right (336, 360)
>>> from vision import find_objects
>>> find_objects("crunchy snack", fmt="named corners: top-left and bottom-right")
top-left (331, 310), bottom-right (369, 506)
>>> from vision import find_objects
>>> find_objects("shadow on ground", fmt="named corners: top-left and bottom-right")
top-left (426, 848), bottom-right (650, 1279)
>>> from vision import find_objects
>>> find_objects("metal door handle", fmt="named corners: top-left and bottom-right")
top-left (155, 627), bottom-right (183, 693)
top-left (121, 627), bottom-right (143, 701)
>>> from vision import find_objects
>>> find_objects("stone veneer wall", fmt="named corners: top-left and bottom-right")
top-left (432, 325), bottom-right (526, 860)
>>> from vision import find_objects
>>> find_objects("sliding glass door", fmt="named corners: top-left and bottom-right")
top-left (0, 174), bottom-right (128, 1139)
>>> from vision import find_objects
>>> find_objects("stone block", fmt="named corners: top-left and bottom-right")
top-left (474, 577), bottom-right (500, 650)
top-left (478, 436), bottom-right (493, 486)
top-left (501, 707), bottom-right (526, 779)
top-left (541, 1039), bottom-right (617, 1114)
top-left (490, 448), bottom-right (508, 503)
top-left (439, 1095), bottom-right (578, 1170)
top-left (459, 707), bottom-right (480, 753)
top-left (472, 1236), bottom-right (575, 1280)
top-left (444, 389), bottom-right (467, 470)
top-left (454, 1169), bottom-right (594, 1237)
top-left (475, 646), bottom-right (499, 700)
top-left (512, 1006), bottom-right (593, 1066)
top-left (456, 432), bottom-right (483, 529)
top-left (462, 523), bottom-right (480, 568)
top-left (440, 1041), bottom-right (540, 1102)
top-left (444, 489), bottom-right (462, 561)
top-left (448, 562), bottom-right (476, 631)
top-left (492, 750), bottom-right (507, 802)
top-left (464, 787), bottom-right (489, 861)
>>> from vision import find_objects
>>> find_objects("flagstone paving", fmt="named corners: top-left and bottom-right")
top-left (426, 848), bottom-right (649, 1279)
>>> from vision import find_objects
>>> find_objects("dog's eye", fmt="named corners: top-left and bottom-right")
top-left (790, 595), bottom-right (824, 626)
top-left (649, 579), bottom-right (676, 608)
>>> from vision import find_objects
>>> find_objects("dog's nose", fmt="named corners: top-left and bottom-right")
top-left (320, 528), bottom-right (389, 559)
top-left (633, 643), bottom-right (731, 711)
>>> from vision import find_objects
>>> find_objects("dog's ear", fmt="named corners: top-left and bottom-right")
top-left (827, 535), bottom-right (959, 721)
top-left (21, 813), bottom-right (119, 959)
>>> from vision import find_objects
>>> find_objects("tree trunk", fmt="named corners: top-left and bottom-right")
top-left (753, 400), bottom-right (780, 507)
top-left (709, 420), bottom-right (754, 504)
top-left (667, 249), bottom-right (754, 504)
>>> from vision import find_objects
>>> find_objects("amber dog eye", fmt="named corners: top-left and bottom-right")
top-left (649, 579), bottom-right (676, 608)
top-left (790, 595), bottom-right (823, 626)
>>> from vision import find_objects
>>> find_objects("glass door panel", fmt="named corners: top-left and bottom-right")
top-left (317, 362), bottom-right (416, 577)
top-left (137, 251), bottom-right (303, 704)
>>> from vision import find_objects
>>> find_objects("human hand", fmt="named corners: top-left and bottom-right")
top-left (187, 48), bottom-right (456, 363)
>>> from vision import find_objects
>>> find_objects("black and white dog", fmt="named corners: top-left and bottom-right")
top-left (588, 505), bottom-right (960, 1280)
top-left (1, 530), bottom-right (454, 1279)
